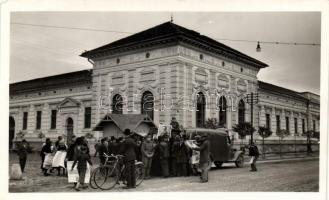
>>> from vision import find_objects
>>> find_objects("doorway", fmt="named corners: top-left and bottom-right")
top-left (66, 117), bottom-right (74, 145)
top-left (9, 117), bottom-right (15, 149)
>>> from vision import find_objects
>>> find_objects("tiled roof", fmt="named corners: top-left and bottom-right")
top-left (81, 21), bottom-right (268, 69)
top-left (258, 81), bottom-right (308, 101)
top-left (93, 114), bottom-right (157, 136)
top-left (10, 70), bottom-right (92, 94)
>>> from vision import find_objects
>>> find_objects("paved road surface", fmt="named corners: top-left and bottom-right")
top-left (9, 158), bottom-right (319, 192)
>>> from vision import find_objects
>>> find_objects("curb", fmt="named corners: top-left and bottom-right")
top-left (257, 156), bottom-right (319, 164)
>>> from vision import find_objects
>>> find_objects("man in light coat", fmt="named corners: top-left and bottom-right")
top-left (192, 135), bottom-right (211, 183)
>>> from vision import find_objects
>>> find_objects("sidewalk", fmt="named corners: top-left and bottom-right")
top-left (246, 151), bottom-right (319, 164)
top-left (257, 154), bottom-right (319, 164)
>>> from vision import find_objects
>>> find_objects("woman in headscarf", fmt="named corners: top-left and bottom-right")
top-left (40, 138), bottom-right (52, 176)
top-left (52, 137), bottom-right (67, 176)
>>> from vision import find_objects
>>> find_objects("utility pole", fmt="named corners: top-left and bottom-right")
top-left (246, 92), bottom-right (259, 143)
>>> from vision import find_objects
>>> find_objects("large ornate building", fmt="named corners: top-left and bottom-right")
top-left (9, 22), bottom-right (320, 148)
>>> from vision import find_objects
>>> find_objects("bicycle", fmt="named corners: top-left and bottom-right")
top-left (91, 153), bottom-right (144, 190)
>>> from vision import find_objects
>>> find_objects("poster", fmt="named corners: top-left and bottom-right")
top-left (66, 161), bottom-right (91, 183)
top-left (157, 123), bottom-right (172, 138)
top-left (185, 140), bottom-right (200, 164)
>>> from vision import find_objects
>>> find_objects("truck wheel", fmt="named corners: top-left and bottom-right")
top-left (214, 161), bottom-right (223, 168)
top-left (235, 155), bottom-right (244, 168)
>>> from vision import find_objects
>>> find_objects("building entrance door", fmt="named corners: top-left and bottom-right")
top-left (9, 117), bottom-right (15, 149)
top-left (66, 117), bottom-right (74, 145)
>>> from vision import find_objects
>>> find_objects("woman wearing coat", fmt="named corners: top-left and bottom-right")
top-left (176, 136), bottom-right (190, 177)
top-left (159, 135), bottom-right (170, 178)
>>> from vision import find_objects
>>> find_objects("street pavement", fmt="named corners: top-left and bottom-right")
top-left (9, 157), bottom-right (319, 192)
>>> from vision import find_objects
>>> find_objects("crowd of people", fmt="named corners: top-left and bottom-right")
top-left (38, 135), bottom-right (93, 190)
top-left (93, 117), bottom-right (212, 183)
top-left (13, 117), bottom-right (260, 191)
top-left (95, 129), bottom-right (195, 179)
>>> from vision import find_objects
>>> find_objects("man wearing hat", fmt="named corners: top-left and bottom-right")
top-left (159, 134), bottom-right (170, 178)
top-left (121, 129), bottom-right (138, 189)
top-left (16, 139), bottom-right (30, 173)
top-left (192, 134), bottom-right (211, 183)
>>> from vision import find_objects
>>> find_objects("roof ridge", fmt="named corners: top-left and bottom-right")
top-left (80, 21), bottom-right (268, 68)
top-left (10, 69), bottom-right (92, 85)
top-left (258, 80), bottom-right (308, 100)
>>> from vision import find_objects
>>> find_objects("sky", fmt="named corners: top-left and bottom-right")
top-left (10, 12), bottom-right (321, 94)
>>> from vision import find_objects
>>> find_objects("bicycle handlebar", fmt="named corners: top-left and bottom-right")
top-left (103, 153), bottom-right (125, 159)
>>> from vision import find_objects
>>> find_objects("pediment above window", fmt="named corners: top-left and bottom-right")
top-left (58, 97), bottom-right (81, 109)
top-left (195, 68), bottom-right (208, 84)
top-left (217, 74), bottom-right (229, 88)
top-left (237, 79), bottom-right (247, 92)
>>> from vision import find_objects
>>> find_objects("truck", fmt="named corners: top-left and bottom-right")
top-left (185, 128), bottom-right (245, 168)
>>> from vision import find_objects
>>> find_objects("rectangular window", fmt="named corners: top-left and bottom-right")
top-left (265, 114), bottom-right (271, 130)
top-left (294, 118), bottom-right (298, 134)
top-left (285, 116), bottom-right (290, 133)
top-left (84, 107), bottom-right (91, 128)
top-left (23, 112), bottom-right (28, 130)
top-left (313, 120), bottom-right (316, 131)
top-left (51, 110), bottom-right (57, 129)
top-left (36, 111), bottom-right (42, 130)
top-left (302, 119), bottom-right (305, 133)
top-left (276, 115), bottom-right (280, 131)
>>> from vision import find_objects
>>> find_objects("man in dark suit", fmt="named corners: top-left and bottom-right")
top-left (98, 138), bottom-right (108, 165)
top-left (121, 129), bottom-right (137, 189)
top-left (107, 136), bottom-right (116, 155)
top-left (16, 139), bottom-right (30, 173)
top-left (192, 134), bottom-right (211, 183)
top-left (248, 141), bottom-right (260, 172)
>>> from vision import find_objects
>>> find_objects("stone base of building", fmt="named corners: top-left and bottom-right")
top-left (232, 136), bottom-right (319, 155)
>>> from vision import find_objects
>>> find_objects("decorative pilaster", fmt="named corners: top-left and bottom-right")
top-left (271, 107), bottom-right (276, 133)
top-left (227, 109), bottom-right (232, 130)
top-left (27, 104), bottom-right (35, 135)
top-left (298, 113), bottom-right (303, 135)
top-left (41, 103), bottom-right (49, 134)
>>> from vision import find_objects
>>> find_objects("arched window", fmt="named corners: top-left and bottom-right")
top-left (218, 96), bottom-right (227, 127)
top-left (112, 94), bottom-right (123, 114)
top-left (238, 99), bottom-right (245, 124)
top-left (141, 91), bottom-right (154, 120)
top-left (196, 92), bottom-right (206, 128)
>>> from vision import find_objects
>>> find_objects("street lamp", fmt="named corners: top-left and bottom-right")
top-left (245, 92), bottom-right (259, 143)
top-left (256, 41), bottom-right (261, 52)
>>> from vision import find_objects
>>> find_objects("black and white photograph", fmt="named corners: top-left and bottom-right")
top-left (1, 0), bottom-right (328, 199)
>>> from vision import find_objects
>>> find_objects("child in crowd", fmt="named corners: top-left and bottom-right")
top-left (71, 144), bottom-right (92, 191)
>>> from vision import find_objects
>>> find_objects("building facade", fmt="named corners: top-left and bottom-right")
top-left (9, 22), bottom-right (320, 148)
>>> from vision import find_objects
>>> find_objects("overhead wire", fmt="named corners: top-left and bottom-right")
top-left (11, 22), bottom-right (321, 47)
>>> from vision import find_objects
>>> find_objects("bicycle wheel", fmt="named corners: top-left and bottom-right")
top-left (93, 165), bottom-right (118, 190)
top-left (135, 162), bottom-right (145, 186)
top-left (89, 169), bottom-right (98, 189)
